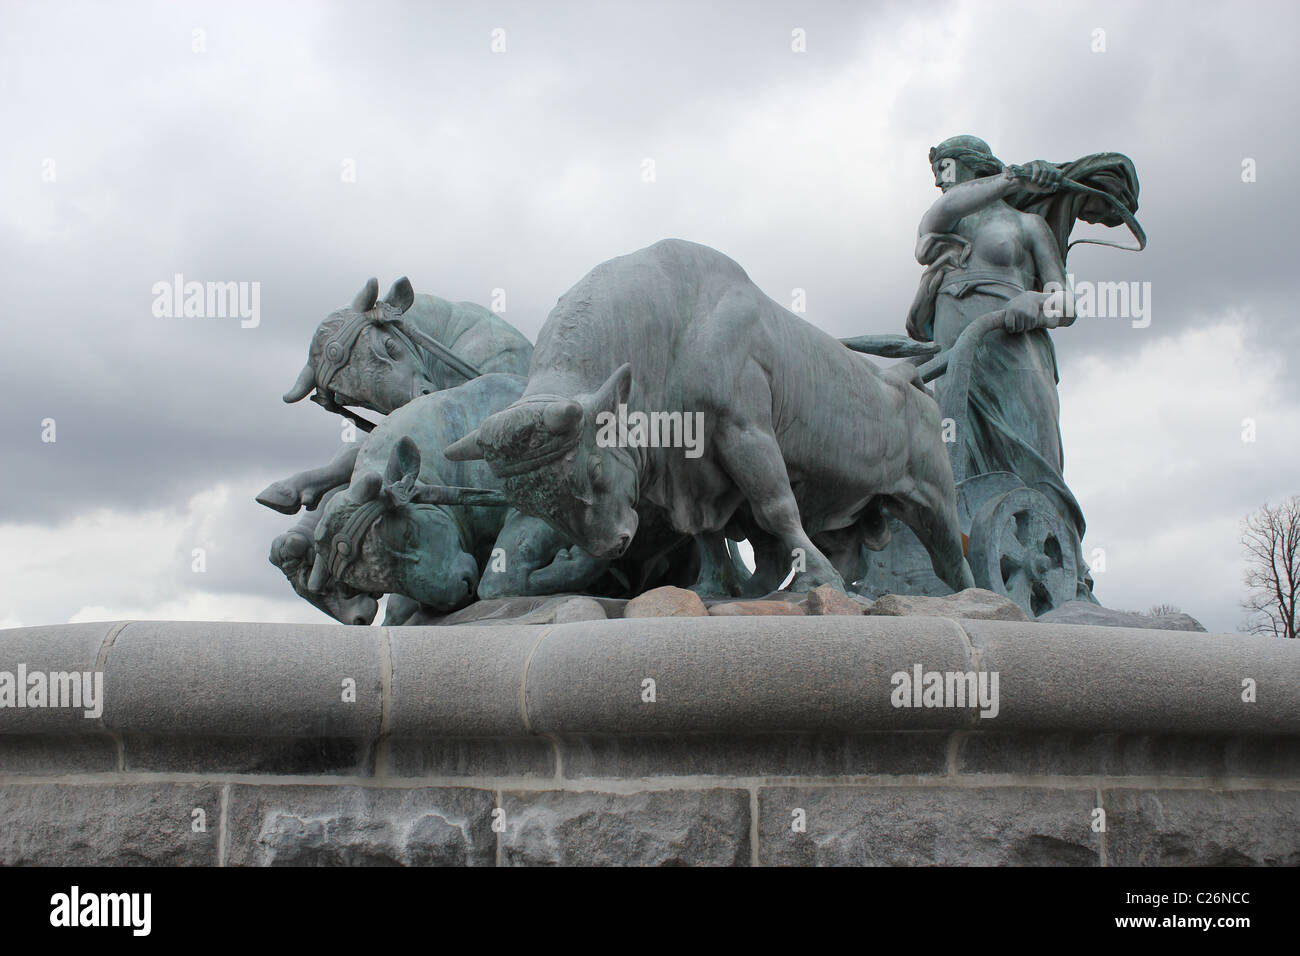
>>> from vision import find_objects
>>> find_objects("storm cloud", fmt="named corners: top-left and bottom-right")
top-left (1, 0), bottom-right (1295, 632)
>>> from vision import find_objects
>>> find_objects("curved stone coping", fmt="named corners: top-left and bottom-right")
top-left (0, 617), bottom-right (1295, 738)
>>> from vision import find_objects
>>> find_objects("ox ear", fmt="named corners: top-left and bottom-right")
top-left (283, 362), bottom-right (316, 403)
top-left (443, 427), bottom-right (485, 461)
top-left (351, 277), bottom-right (379, 313)
top-left (589, 363), bottom-right (632, 415)
top-left (386, 436), bottom-right (421, 484)
top-left (383, 277), bottom-right (415, 315)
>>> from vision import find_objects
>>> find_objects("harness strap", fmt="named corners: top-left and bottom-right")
top-left (326, 499), bottom-right (386, 579)
top-left (314, 309), bottom-right (451, 398)
top-left (316, 311), bottom-right (375, 390)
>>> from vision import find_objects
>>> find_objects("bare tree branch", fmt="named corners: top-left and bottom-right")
top-left (1241, 496), bottom-right (1300, 638)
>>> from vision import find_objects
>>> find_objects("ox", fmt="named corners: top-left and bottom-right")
top-left (307, 374), bottom-right (613, 613)
top-left (261, 277), bottom-right (532, 516)
top-left (268, 491), bottom-right (381, 626)
top-left (283, 276), bottom-right (532, 416)
top-left (263, 279), bottom-right (599, 619)
top-left (445, 239), bottom-right (975, 594)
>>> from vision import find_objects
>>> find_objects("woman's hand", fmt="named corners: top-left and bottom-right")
top-left (1005, 161), bottom-right (1063, 194)
top-left (1000, 291), bottom-right (1062, 333)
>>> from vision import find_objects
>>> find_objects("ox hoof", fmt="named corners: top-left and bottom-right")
top-left (690, 578), bottom-right (745, 599)
top-left (255, 481), bottom-right (303, 515)
top-left (787, 570), bottom-right (847, 593)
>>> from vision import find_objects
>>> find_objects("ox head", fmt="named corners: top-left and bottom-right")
top-left (283, 277), bottom-right (437, 415)
top-left (308, 437), bottom-right (480, 612)
top-left (443, 364), bottom-right (640, 559)
top-left (268, 529), bottom-right (379, 626)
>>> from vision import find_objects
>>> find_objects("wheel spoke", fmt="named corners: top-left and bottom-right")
top-left (999, 529), bottom-right (1027, 570)
top-left (1004, 570), bottom-right (1034, 607)
top-left (969, 489), bottom-right (1079, 616)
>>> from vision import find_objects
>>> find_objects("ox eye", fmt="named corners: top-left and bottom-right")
top-left (383, 337), bottom-right (403, 360)
top-left (588, 457), bottom-right (604, 488)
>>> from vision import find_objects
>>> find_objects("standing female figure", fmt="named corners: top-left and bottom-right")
top-left (908, 135), bottom-right (1140, 602)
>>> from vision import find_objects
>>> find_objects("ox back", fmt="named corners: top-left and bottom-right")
top-left (524, 238), bottom-right (943, 537)
top-left (405, 294), bottom-right (533, 389)
top-left (352, 372), bottom-right (526, 561)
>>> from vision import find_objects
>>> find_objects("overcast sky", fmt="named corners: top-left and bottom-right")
top-left (1, 0), bottom-right (1296, 633)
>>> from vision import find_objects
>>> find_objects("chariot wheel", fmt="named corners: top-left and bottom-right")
top-left (966, 486), bottom-right (1077, 617)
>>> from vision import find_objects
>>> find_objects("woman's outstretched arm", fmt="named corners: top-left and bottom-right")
top-left (917, 173), bottom-right (1012, 242)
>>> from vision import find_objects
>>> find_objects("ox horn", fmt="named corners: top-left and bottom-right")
top-left (307, 551), bottom-right (330, 593)
top-left (283, 362), bottom-right (317, 403)
top-left (591, 363), bottom-right (633, 414)
top-left (543, 399), bottom-right (583, 435)
top-left (351, 277), bottom-right (379, 313)
top-left (443, 428), bottom-right (485, 461)
top-left (352, 471), bottom-right (383, 503)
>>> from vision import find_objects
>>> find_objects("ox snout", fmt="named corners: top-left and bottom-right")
top-left (415, 551), bottom-right (480, 611)
top-left (337, 594), bottom-right (379, 627)
top-left (591, 525), bottom-right (636, 560)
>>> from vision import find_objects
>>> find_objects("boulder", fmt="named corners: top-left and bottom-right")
top-left (426, 595), bottom-right (555, 626)
top-left (708, 600), bottom-right (805, 617)
top-left (414, 594), bottom-right (624, 626)
top-left (804, 584), bottom-right (870, 616)
top-left (866, 588), bottom-right (1029, 622)
top-left (508, 596), bottom-right (609, 625)
top-left (624, 586), bottom-right (709, 619)
top-left (1037, 601), bottom-right (1207, 632)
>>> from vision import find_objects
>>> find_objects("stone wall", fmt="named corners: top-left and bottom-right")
top-left (1, 617), bottom-right (1297, 866)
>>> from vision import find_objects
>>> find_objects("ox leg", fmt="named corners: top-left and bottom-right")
top-left (742, 530), bottom-right (790, 596)
top-left (814, 525), bottom-right (871, 588)
top-left (383, 594), bottom-right (422, 626)
top-left (256, 444), bottom-right (360, 515)
top-left (715, 422), bottom-right (846, 593)
top-left (886, 486), bottom-right (976, 594)
top-left (479, 511), bottom-right (607, 599)
top-left (526, 545), bottom-right (606, 596)
top-left (690, 532), bottom-right (748, 597)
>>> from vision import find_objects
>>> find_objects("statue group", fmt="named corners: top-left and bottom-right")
top-left (258, 136), bottom-right (1144, 625)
